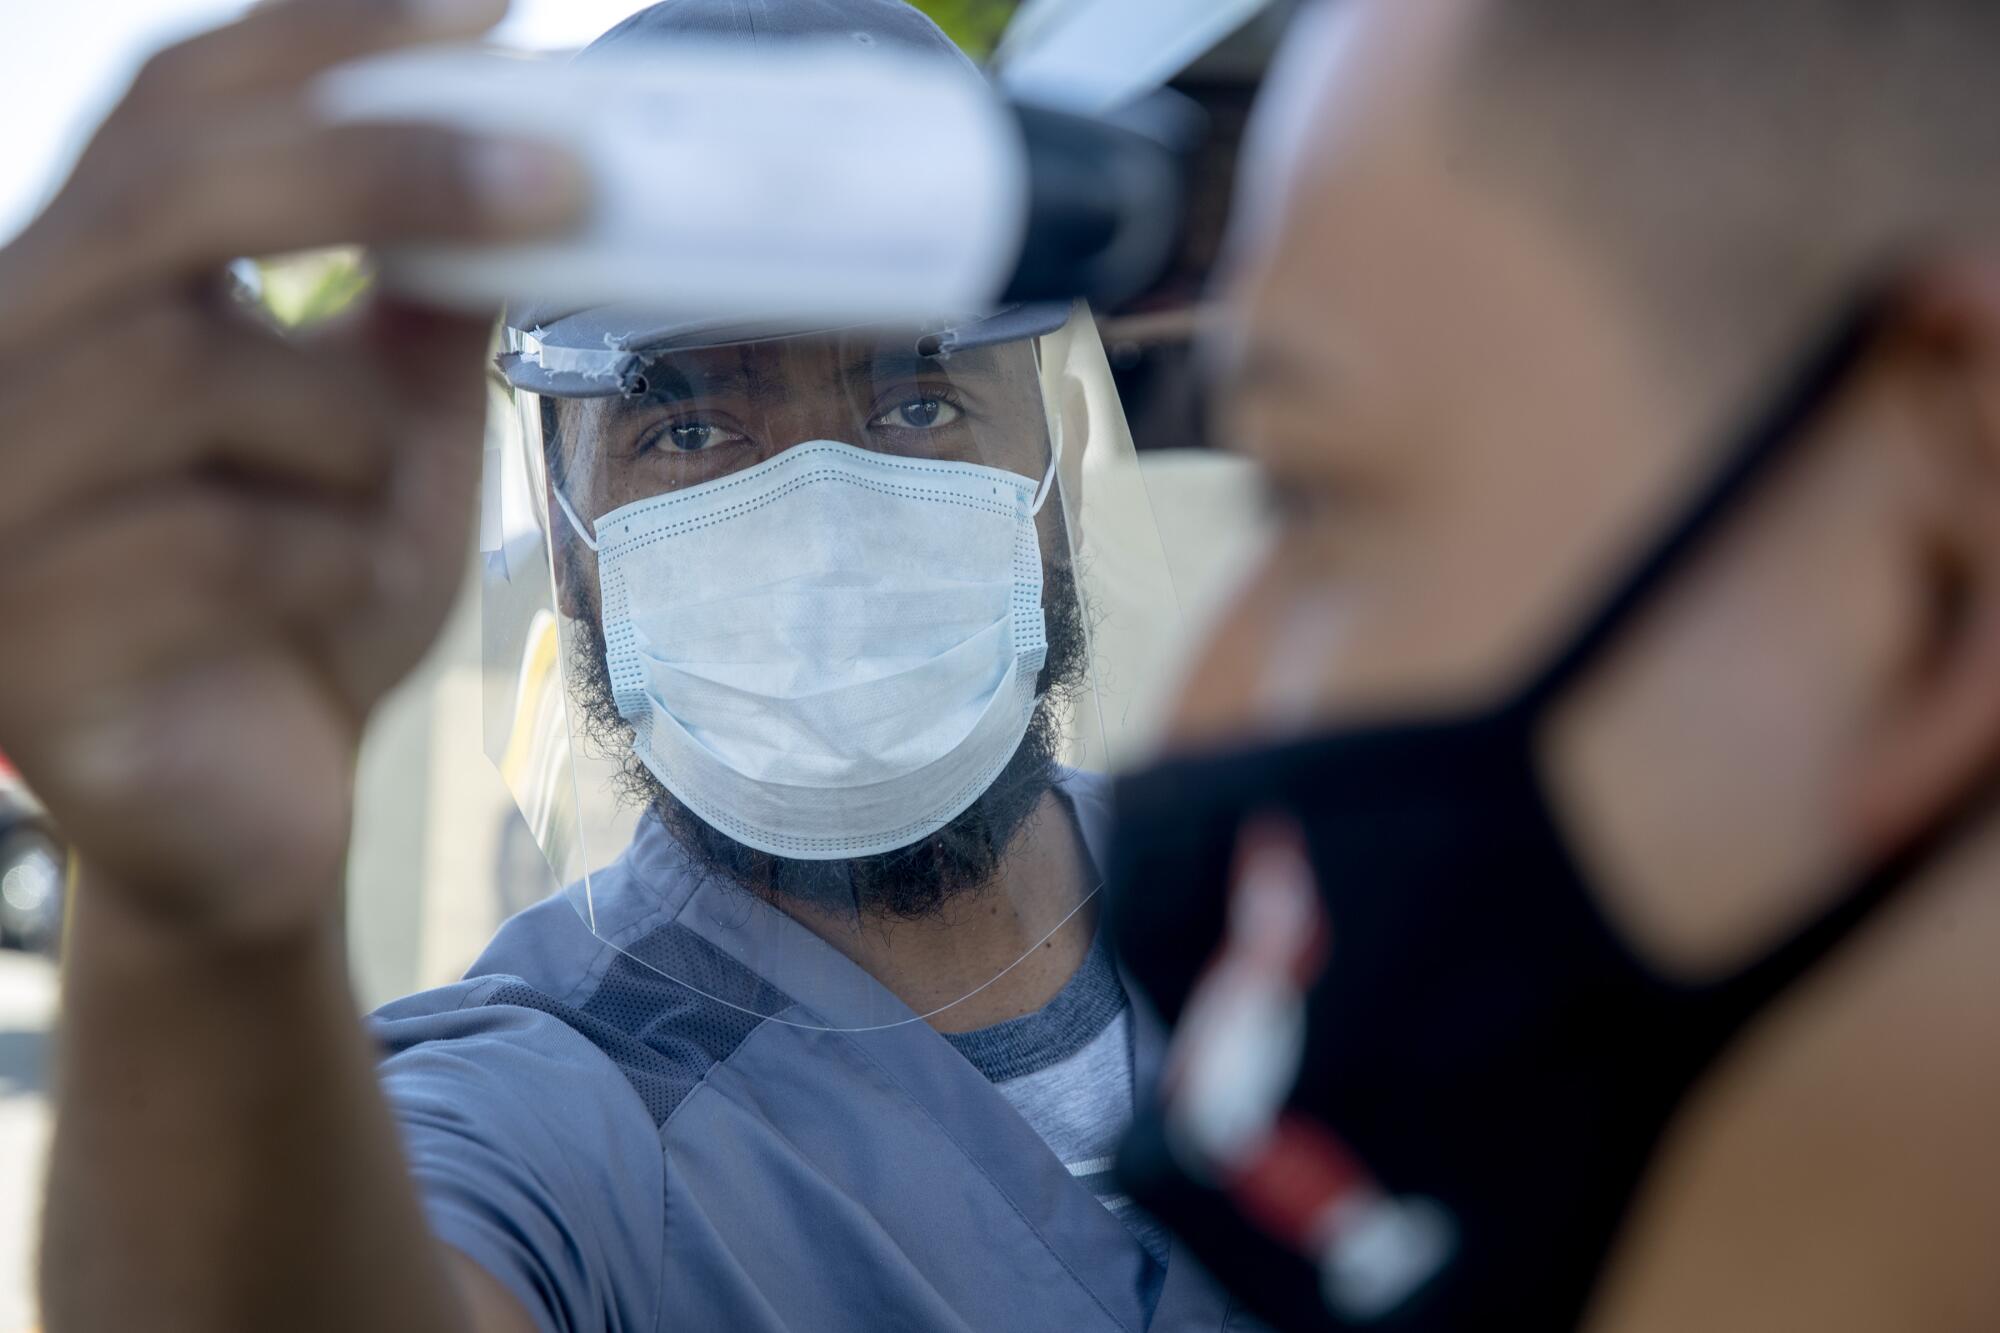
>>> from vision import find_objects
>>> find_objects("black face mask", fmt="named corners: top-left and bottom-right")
top-left (1108, 294), bottom-right (1991, 1331)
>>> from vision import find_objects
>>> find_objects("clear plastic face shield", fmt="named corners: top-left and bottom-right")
top-left (483, 304), bottom-right (1179, 1030)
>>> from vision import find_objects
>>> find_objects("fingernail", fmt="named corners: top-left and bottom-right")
top-left (407, 0), bottom-right (509, 37)
top-left (468, 139), bottom-right (588, 232)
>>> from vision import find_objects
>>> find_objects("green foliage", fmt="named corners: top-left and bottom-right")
top-left (909, 0), bottom-right (1019, 61)
top-left (254, 248), bottom-right (372, 328)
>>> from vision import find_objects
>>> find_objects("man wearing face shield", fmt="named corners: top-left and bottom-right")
top-left (511, 304), bottom-right (1089, 916)
top-left (370, 4), bottom-right (1241, 1331)
top-left (12, 0), bottom-right (1236, 1328)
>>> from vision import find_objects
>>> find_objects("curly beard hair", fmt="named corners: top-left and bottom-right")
top-left (559, 533), bottom-right (1095, 924)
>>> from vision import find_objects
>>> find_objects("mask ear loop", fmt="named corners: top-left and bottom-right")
top-left (1506, 287), bottom-right (1887, 722)
top-left (552, 482), bottom-right (602, 554)
top-left (1030, 395), bottom-right (1064, 516)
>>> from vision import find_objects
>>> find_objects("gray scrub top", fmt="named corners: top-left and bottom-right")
top-left (372, 773), bottom-right (1259, 1332)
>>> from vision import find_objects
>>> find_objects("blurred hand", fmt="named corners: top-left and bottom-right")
top-left (0, 0), bottom-right (582, 937)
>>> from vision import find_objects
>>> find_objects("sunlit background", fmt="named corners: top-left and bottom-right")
top-left (8, 3), bottom-right (635, 244)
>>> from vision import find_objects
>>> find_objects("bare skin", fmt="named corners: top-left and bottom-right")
top-left (0, 0), bottom-right (583, 1328)
top-left (1180, 2), bottom-right (2000, 1327)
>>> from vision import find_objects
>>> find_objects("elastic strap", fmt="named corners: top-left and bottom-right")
top-left (1716, 760), bottom-right (2000, 1018)
top-left (1513, 288), bottom-right (1889, 718)
top-left (1031, 407), bottom-right (1064, 516)
top-left (552, 483), bottom-right (601, 553)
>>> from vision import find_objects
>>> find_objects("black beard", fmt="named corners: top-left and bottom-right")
top-left (561, 540), bottom-right (1094, 923)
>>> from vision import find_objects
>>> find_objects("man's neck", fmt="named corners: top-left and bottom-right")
top-left (776, 787), bottom-right (1100, 1033)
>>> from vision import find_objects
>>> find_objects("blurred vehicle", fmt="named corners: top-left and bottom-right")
top-left (0, 750), bottom-right (64, 955)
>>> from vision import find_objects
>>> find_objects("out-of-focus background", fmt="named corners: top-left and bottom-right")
top-left (0, 3), bottom-right (1288, 1328)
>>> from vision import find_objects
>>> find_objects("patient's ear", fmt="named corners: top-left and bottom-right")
top-left (1844, 257), bottom-right (2000, 852)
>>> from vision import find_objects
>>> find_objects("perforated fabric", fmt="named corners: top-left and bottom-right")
top-left (488, 923), bottom-right (790, 1125)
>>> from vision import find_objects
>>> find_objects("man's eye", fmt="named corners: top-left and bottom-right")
top-left (655, 421), bottom-right (730, 452)
top-left (874, 396), bottom-right (963, 431)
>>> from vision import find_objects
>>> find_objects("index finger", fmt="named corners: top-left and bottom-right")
top-left (0, 114), bottom-right (581, 345)
top-left (120, 0), bottom-right (512, 114)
